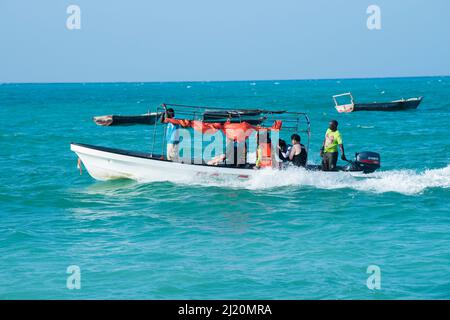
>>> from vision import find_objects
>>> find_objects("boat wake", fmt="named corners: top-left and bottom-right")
top-left (185, 165), bottom-right (450, 195)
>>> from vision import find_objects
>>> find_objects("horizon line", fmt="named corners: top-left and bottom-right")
top-left (1, 74), bottom-right (449, 85)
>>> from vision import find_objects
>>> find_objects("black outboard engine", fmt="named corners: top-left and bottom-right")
top-left (353, 152), bottom-right (381, 173)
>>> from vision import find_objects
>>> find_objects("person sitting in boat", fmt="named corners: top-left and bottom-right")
top-left (207, 139), bottom-right (233, 166)
top-left (289, 134), bottom-right (307, 167)
top-left (207, 139), bottom-right (247, 166)
top-left (277, 139), bottom-right (289, 162)
top-left (228, 139), bottom-right (247, 167)
top-left (163, 108), bottom-right (180, 161)
top-left (207, 154), bottom-right (226, 166)
top-left (255, 132), bottom-right (272, 169)
top-left (320, 120), bottom-right (347, 171)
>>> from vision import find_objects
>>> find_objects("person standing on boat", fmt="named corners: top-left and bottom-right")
top-left (320, 120), bottom-right (347, 171)
top-left (163, 108), bottom-right (180, 161)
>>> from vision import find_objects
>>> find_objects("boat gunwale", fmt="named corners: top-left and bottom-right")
top-left (71, 142), bottom-right (256, 170)
top-left (70, 143), bottom-right (377, 174)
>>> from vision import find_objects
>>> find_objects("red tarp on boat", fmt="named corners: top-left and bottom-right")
top-left (164, 119), bottom-right (282, 142)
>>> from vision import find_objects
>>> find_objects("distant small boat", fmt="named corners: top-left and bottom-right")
top-left (333, 93), bottom-right (423, 113)
top-left (93, 112), bottom-right (162, 126)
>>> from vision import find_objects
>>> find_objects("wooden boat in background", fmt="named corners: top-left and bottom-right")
top-left (333, 93), bottom-right (423, 113)
top-left (93, 112), bottom-right (162, 126)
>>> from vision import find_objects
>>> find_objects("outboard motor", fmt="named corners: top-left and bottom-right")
top-left (353, 151), bottom-right (381, 173)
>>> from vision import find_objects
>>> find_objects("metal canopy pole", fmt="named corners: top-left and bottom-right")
top-left (160, 104), bottom-right (168, 158)
top-left (151, 103), bottom-right (166, 157)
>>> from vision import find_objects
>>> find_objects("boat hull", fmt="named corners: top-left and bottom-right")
top-left (70, 143), bottom-right (256, 182)
top-left (335, 96), bottom-right (423, 113)
top-left (71, 143), bottom-right (380, 182)
top-left (93, 113), bottom-right (161, 126)
top-left (353, 97), bottom-right (423, 112)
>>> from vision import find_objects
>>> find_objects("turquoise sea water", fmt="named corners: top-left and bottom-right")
top-left (0, 77), bottom-right (449, 299)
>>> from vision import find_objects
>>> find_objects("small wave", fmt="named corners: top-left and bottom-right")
top-left (256, 166), bottom-right (449, 194)
top-left (179, 165), bottom-right (450, 195)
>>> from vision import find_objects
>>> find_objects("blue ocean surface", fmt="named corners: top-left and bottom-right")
top-left (0, 77), bottom-right (449, 299)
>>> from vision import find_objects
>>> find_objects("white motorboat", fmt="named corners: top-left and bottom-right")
top-left (71, 104), bottom-right (381, 182)
top-left (71, 142), bottom-right (258, 182)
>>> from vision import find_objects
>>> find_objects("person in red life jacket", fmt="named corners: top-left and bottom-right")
top-left (255, 131), bottom-right (273, 169)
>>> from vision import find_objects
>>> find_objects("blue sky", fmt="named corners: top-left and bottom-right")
top-left (1, 0), bottom-right (449, 82)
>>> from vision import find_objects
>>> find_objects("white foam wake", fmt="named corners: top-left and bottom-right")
top-left (193, 165), bottom-right (450, 195)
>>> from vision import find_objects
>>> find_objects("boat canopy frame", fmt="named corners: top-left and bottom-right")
top-left (150, 103), bottom-right (311, 164)
top-left (333, 92), bottom-right (355, 107)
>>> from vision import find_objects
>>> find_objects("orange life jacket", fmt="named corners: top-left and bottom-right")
top-left (258, 142), bottom-right (272, 167)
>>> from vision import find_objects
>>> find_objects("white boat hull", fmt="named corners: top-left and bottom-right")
top-left (70, 143), bottom-right (256, 182)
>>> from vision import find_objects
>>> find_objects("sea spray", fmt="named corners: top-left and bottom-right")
top-left (165, 165), bottom-right (450, 195)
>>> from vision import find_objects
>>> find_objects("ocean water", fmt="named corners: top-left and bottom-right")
top-left (0, 77), bottom-right (449, 299)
